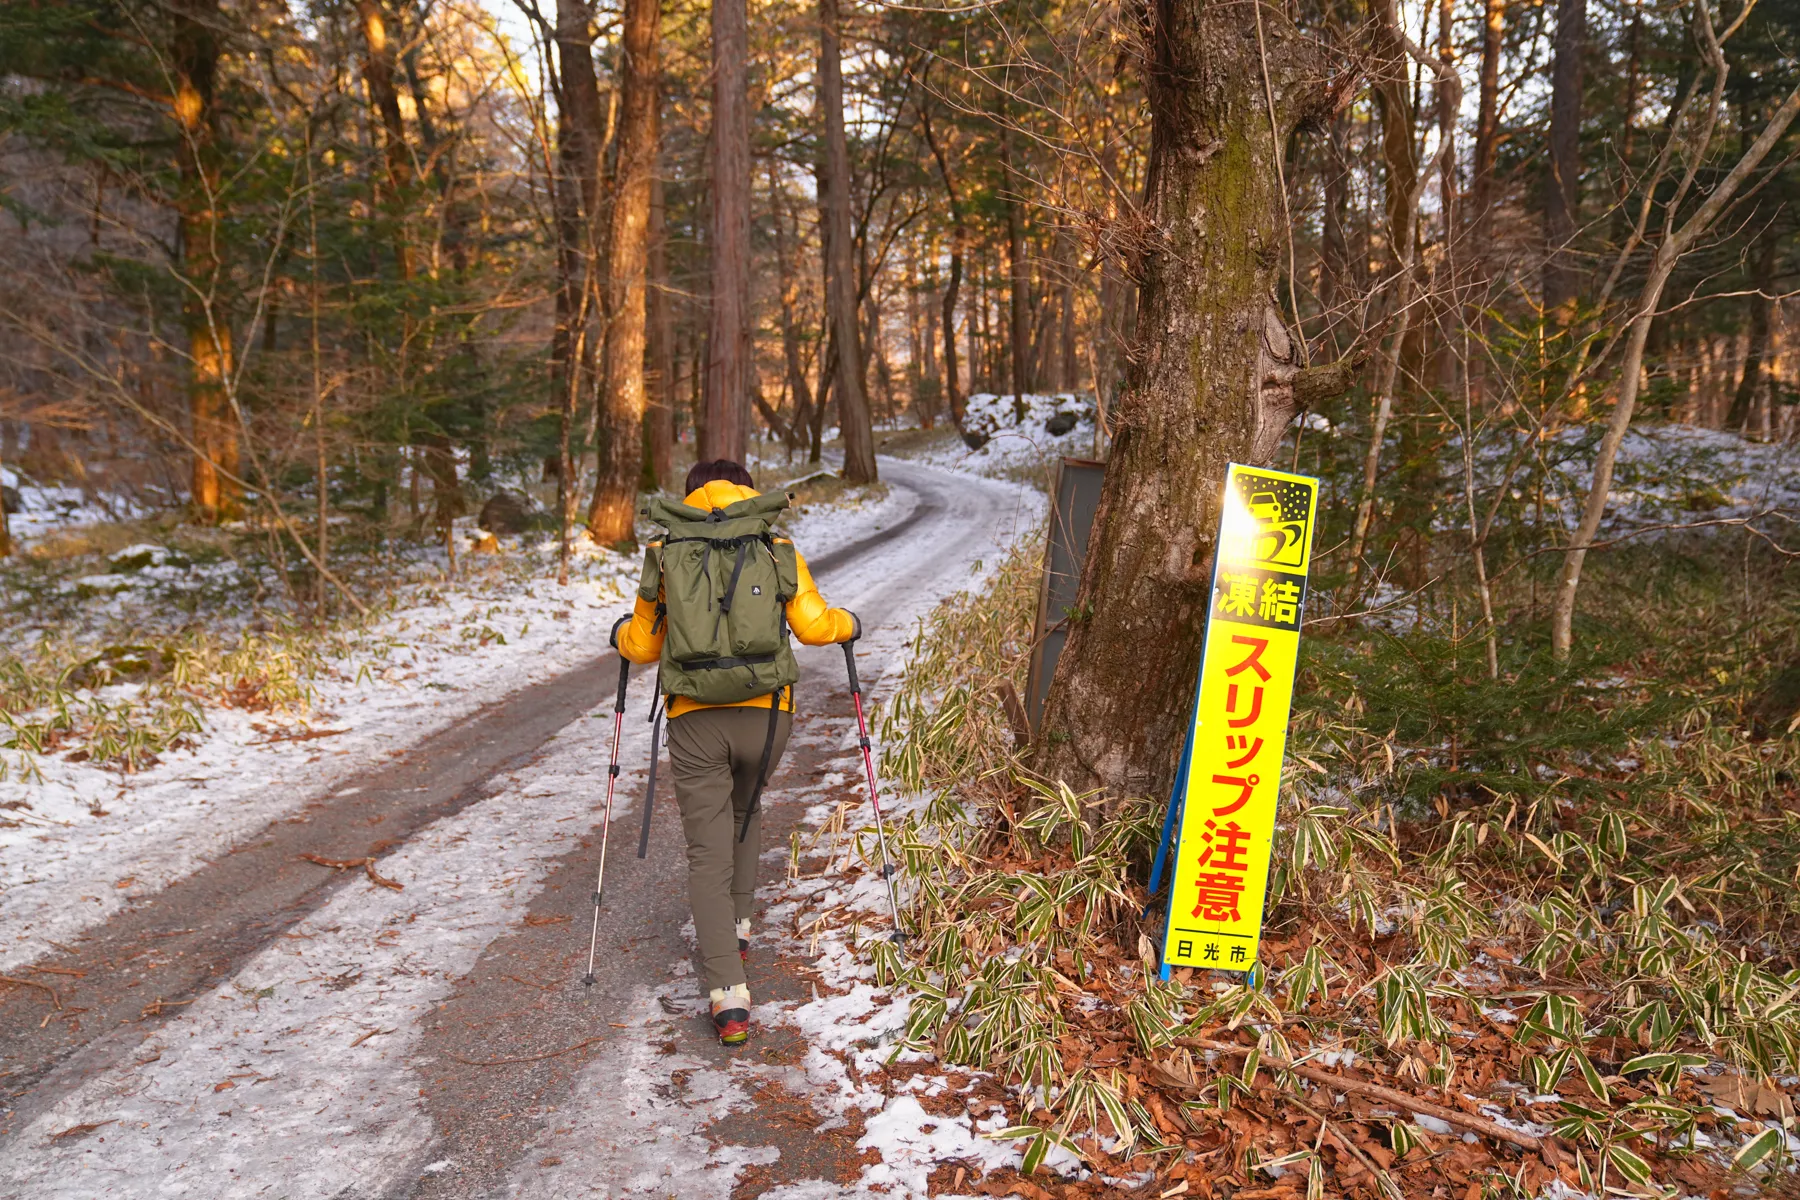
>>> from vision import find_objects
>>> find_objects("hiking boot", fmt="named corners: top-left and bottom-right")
top-left (711, 984), bottom-right (750, 1046)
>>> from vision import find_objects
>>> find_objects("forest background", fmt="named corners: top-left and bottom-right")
top-left (1, 0), bottom-right (1796, 598)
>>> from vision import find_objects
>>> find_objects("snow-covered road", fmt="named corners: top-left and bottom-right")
top-left (0, 459), bottom-right (1042, 1199)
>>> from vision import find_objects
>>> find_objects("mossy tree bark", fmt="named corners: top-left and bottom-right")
top-left (1032, 0), bottom-right (1347, 802)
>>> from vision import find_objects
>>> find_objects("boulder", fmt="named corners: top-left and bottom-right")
top-left (1044, 411), bottom-right (1079, 436)
top-left (478, 490), bottom-right (537, 534)
top-left (68, 644), bottom-right (169, 689)
top-left (961, 429), bottom-right (990, 451)
top-left (2, 484), bottom-right (19, 514)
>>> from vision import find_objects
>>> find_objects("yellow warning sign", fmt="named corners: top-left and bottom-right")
top-left (1161, 463), bottom-right (1318, 974)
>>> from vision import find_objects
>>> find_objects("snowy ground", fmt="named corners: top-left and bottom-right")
top-left (899, 393), bottom-right (1102, 487)
top-left (0, 459), bottom-right (1050, 1198)
top-left (13, 415), bottom-right (1786, 1198)
top-left (1, 465), bottom-right (158, 544)
top-left (1544, 421), bottom-right (1800, 532)
top-left (0, 485), bottom-right (911, 975)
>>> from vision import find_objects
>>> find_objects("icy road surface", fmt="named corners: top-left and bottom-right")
top-left (0, 459), bottom-right (1042, 1199)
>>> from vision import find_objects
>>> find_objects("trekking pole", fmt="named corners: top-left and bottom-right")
top-left (841, 637), bottom-right (907, 943)
top-left (584, 617), bottom-right (633, 987)
top-left (635, 675), bottom-right (663, 859)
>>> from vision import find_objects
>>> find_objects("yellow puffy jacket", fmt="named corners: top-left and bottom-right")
top-left (616, 479), bottom-right (856, 719)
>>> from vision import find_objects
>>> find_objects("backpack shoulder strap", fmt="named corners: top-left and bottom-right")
top-left (635, 537), bottom-right (665, 605)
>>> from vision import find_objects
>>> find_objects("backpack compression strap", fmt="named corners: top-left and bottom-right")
top-left (738, 686), bottom-right (787, 843)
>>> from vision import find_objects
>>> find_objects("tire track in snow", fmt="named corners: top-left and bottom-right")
top-left (0, 477), bottom-right (918, 1116)
top-left (0, 461), bottom-right (1040, 1199)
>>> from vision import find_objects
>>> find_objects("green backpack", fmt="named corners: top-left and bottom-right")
top-left (637, 490), bottom-right (800, 706)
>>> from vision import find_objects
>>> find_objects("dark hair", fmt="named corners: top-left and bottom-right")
top-left (685, 459), bottom-right (755, 494)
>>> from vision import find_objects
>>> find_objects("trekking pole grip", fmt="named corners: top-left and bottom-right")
top-left (609, 614), bottom-right (633, 712)
top-left (841, 639), bottom-right (860, 695)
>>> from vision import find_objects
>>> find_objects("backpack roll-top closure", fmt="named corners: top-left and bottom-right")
top-left (642, 490), bottom-right (801, 706)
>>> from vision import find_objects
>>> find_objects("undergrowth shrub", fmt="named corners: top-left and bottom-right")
top-left (874, 523), bottom-right (1800, 1192)
top-left (0, 624), bottom-right (343, 778)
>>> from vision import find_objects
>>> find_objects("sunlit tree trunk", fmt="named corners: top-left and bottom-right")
top-left (588, 0), bottom-right (660, 542)
top-left (819, 0), bottom-right (876, 482)
top-left (702, 0), bottom-right (751, 462)
top-left (171, 0), bottom-right (237, 523)
top-left (1470, 0), bottom-right (1505, 249)
top-left (357, 0), bottom-right (414, 272)
top-left (1034, 0), bottom-right (1352, 799)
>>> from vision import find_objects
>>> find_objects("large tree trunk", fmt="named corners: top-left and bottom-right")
top-left (357, 0), bottom-right (414, 269)
top-left (550, 126), bottom-right (584, 577)
top-left (1345, 0), bottom-right (1423, 573)
top-left (702, 0), bottom-right (751, 462)
top-left (810, 330), bottom-right (833, 463)
top-left (1470, 0), bottom-right (1505, 250)
top-left (171, 0), bottom-right (238, 523)
top-left (1055, 233), bottom-right (1077, 395)
top-left (552, 0), bottom-right (603, 573)
top-left (819, 0), bottom-right (877, 482)
top-left (1003, 128), bottom-right (1030, 415)
top-left (1032, 0), bottom-right (1344, 800)
top-left (771, 162), bottom-right (817, 457)
top-left (921, 104), bottom-right (966, 428)
top-left (1318, 109), bottom-right (1352, 326)
top-left (1464, 0), bottom-right (1505, 410)
top-left (1727, 230), bottom-right (1776, 433)
top-left (1544, 0), bottom-right (1585, 322)
top-left (587, 0), bottom-right (660, 542)
top-left (1371, 6), bottom-right (1418, 284)
top-left (361, 0), bottom-right (467, 533)
top-left (358, 0), bottom-right (425, 511)
top-left (645, 171), bottom-right (675, 489)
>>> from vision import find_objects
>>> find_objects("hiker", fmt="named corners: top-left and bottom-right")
top-left (616, 458), bottom-right (858, 1046)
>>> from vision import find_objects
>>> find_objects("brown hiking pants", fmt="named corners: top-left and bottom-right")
top-left (666, 704), bottom-right (793, 992)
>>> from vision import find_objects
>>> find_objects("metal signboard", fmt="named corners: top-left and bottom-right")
top-left (1026, 458), bottom-right (1107, 732)
top-left (1156, 463), bottom-right (1318, 976)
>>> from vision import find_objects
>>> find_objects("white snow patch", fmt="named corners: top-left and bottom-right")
top-left (904, 393), bottom-right (1099, 485)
